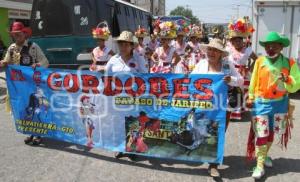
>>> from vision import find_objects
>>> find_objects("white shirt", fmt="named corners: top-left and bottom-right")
top-left (92, 46), bottom-right (112, 62)
top-left (191, 59), bottom-right (244, 87)
top-left (174, 41), bottom-right (187, 56)
top-left (227, 46), bottom-right (252, 66)
top-left (105, 53), bottom-right (148, 73)
top-left (155, 46), bottom-right (176, 63)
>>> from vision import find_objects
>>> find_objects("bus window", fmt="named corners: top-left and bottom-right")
top-left (73, 0), bottom-right (96, 35)
top-left (31, 0), bottom-right (73, 36)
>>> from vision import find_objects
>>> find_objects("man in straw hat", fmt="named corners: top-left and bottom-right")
top-left (105, 31), bottom-right (147, 73)
top-left (0, 22), bottom-right (49, 145)
top-left (192, 38), bottom-right (244, 177)
top-left (246, 32), bottom-right (300, 179)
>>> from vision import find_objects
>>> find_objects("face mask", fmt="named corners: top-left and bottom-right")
top-left (267, 53), bottom-right (279, 59)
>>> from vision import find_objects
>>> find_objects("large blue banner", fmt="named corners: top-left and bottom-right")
top-left (6, 65), bottom-right (228, 164)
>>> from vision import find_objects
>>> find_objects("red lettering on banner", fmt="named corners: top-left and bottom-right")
top-left (149, 77), bottom-right (170, 98)
top-left (81, 75), bottom-right (100, 94)
top-left (173, 78), bottom-right (190, 99)
top-left (102, 76), bottom-right (123, 96)
top-left (193, 78), bottom-right (213, 100)
top-left (124, 77), bottom-right (146, 97)
top-left (63, 74), bottom-right (80, 93)
top-left (10, 69), bottom-right (25, 81)
top-left (47, 73), bottom-right (62, 91)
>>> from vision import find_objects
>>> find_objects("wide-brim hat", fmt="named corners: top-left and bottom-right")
top-left (10, 22), bottom-right (24, 33)
top-left (200, 38), bottom-right (229, 56)
top-left (189, 32), bottom-right (202, 38)
top-left (93, 35), bottom-right (109, 40)
top-left (259, 31), bottom-right (290, 47)
top-left (115, 31), bottom-right (134, 43)
top-left (228, 30), bottom-right (248, 39)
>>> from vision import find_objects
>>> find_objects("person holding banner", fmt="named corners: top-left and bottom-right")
top-left (0, 22), bottom-right (49, 145)
top-left (105, 30), bottom-right (148, 159)
top-left (90, 24), bottom-right (114, 72)
top-left (227, 17), bottom-right (257, 120)
top-left (246, 32), bottom-right (300, 179)
top-left (151, 21), bottom-right (180, 73)
top-left (105, 31), bottom-right (148, 73)
top-left (191, 38), bottom-right (244, 177)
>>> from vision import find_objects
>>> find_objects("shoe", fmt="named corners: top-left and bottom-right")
top-left (252, 167), bottom-right (265, 179)
top-left (32, 136), bottom-right (42, 145)
top-left (115, 152), bottom-right (125, 159)
top-left (208, 165), bottom-right (220, 177)
top-left (264, 156), bottom-right (273, 168)
top-left (24, 136), bottom-right (34, 144)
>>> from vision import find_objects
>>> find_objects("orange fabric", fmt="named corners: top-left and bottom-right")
top-left (251, 57), bottom-right (289, 99)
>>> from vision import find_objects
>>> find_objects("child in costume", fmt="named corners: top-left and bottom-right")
top-left (227, 17), bottom-right (257, 120)
top-left (246, 32), bottom-right (300, 179)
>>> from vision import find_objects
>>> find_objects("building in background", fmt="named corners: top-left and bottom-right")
top-left (124, 0), bottom-right (165, 16)
top-left (0, 0), bottom-right (32, 47)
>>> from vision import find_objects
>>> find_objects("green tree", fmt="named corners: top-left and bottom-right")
top-left (169, 6), bottom-right (200, 25)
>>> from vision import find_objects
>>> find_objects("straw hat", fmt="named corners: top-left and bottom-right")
top-left (135, 26), bottom-right (148, 38)
top-left (92, 27), bottom-right (111, 40)
top-left (200, 38), bottom-right (229, 56)
top-left (228, 17), bottom-right (255, 39)
top-left (189, 24), bottom-right (203, 38)
top-left (176, 19), bottom-right (190, 36)
top-left (115, 31), bottom-right (134, 43)
top-left (153, 21), bottom-right (177, 39)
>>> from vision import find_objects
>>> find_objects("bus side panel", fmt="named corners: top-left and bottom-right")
top-left (31, 36), bottom-right (96, 66)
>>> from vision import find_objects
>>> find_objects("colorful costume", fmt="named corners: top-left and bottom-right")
top-left (151, 46), bottom-right (176, 73)
top-left (134, 26), bottom-right (148, 57)
top-left (90, 23), bottom-right (112, 71)
top-left (247, 32), bottom-right (300, 179)
top-left (227, 17), bottom-right (255, 120)
top-left (151, 21), bottom-right (178, 73)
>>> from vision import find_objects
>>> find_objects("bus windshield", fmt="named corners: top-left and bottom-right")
top-left (31, 0), bottom-right (73, 36)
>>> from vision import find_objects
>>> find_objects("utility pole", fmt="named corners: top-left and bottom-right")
top-left (150, 0), bottom-right (154, 14)
top-left (236, 4), bottom-right (240, 19)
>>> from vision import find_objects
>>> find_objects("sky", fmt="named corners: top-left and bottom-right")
top-left (166, 0), bottom-right (253, 23)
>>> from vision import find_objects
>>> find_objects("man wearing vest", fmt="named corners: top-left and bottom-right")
top-left (0, 22), bottom-right (49, 145)
top-left (246, 32), bottom-right (300, 179)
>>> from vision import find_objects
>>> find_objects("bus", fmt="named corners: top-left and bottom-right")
top-left (30, 0), bottom-right (152, 68)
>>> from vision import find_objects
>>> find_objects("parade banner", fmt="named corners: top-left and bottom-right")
top-left (6, 65), bottom-right (228, 164)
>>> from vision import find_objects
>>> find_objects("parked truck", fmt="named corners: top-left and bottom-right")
top-left (252, 0), bottom-right (300, 65)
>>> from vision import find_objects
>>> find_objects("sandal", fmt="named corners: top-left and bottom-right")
top-left (32, 136), bottom-right (42, 145)
top-left (24, 135), bottom-right (34, 144)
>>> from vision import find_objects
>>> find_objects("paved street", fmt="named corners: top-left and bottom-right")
top-left (0, 73), bottom-right (299, 181)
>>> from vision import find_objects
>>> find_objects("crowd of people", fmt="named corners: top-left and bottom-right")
top-left (1, 17), bottom-right (300, 179)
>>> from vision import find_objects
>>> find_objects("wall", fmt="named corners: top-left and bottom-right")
top-left (0, 7), bottom-right (10, 47)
